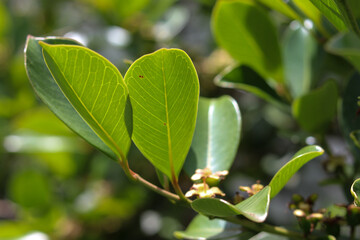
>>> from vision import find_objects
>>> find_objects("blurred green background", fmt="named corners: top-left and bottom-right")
top-left (0, 0), bottom-right (350, 239)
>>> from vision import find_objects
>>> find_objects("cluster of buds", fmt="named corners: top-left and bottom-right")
top-left (185, 168), bottom-right (228, 199)
top-left (239, 180), bottom-right (264, 196)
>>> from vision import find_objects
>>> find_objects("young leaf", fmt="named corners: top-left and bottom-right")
top-left (214, 65), bottom-right (287, 110)
top-left (351, 178), bottom-right (360, 206)
top-left (212, 0), bottom-right (283, 82)
top-left (308, 0), bottom-right (346, 31)
top-left (283, 23), bottom-right (317, 98)
top-left (269, 145), bottom-right (324, 199)
top-left (24, 36), bottom-right (116, 159)
top-left (39, 41), bottom-right (132, 161)
top-left (124, 49), bottom-right (199, 179)
top-left (326, 32), bottom-right (360, 73)
top-left (292, 81), bottom-right (338, 133)
top-left (174, 214), bottom-right (255, 240)
top-left (184, 96), bottom-right (241, 175)
top-left (191, 186), bottom-right (271, 223)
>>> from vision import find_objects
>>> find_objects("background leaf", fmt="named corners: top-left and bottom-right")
top-left (257, 0), bottom-right (299, 20)
top-left (212, 0), bottom-right (283, 82)
top-left (24, 36), bottom-right (116, 159)
top-left (292, 81), bottom-right (338, 133)
top-left (269, 145), bottom-right (324, 198)
top-left (283, 22), bottom-right (317, 98)
top-left (124, 48), bottom-right (199, 179)
top-left (351, 178), bottom-right (360, 206)
top-left (191, 186), bottom-right (271, 222)
top-left (40, 42), bottom-right (132, 160)
top-left (326, 32), bottom-right (360, 73)
top-left (184, 96), bottom-right (241, 175)
top-left (174, 214), bottom-right (255, 240)
top-left (214, 65), bottom-right (287, 109)
top-left (309, 0), bottom-right (346, 31)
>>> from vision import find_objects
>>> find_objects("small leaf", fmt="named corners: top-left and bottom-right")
top-left (283, 22), bottom-right (317, 98)
top-left (214, 65), bottom-right (287, 109)
top-left (326, 32), bottom-right (360, 73)
top-left (191, 186), bottom-right (271, 223)
top-left (269, 145), bottom-right (324, 199)
top-left (212, 0), bottom-right (283, 82)
top-left (351, 178), bottom-right (360, 206)
top-left (292, 81), bottom-right (338, 133)
top-left (24, 36), bottom-right (115, 159)
top-left (309, 0), bottom-right (346, 31)
top-left (124, 49), bottom-right (199, 179)
top-left (40, 41), bottom-right (132, 160)
top-left (184, 96), bottom-right (241, 175)
top-left (174, 214), bottom-right (255, 240)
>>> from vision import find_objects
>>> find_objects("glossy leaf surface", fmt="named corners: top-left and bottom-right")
top-left (191, 186), bottom-right (271, 222)
top-left (185, 96), bottom-right (241, 175)
top-left (40, 42), bottom-right (131, 160)
top-left (326, 32), bottom-right (360, 73)
top-left (269, 145), bottom-right (324, 198)
top-left (24, 36), bottom-right (115, 159)
top-left (174, 214), bottom-right (255, 240)
top-left (351, 178), bottom-right (360, 206)
top-left (212, 0), bottom-right (283, 82)
top-left (283, 23), bottom-right (317, 98)
top-left (215, 65), bottom-right (286, 109)
top-left (292, 81), bottom-right (338, 133)
top-left (309, 0), bottom-right (346, 31)
top-left (125, 49), bottom-right (199, 179)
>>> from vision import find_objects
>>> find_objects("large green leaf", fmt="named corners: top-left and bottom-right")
top-left (269, 145), bottom-right (324, 198)
top-left (24, 36), bottom-right (115, 159)
top-left (326, 32), bottom-right (360, 73)
top-left (283, 23), bottom-right (317, 98)
top-left (309, 0), bottom-right (346, 31)
top-left (292, 81), bottom-right (338, 133)
top-left (212, 0), bottom-right (283, 82)
top-left (351, 178), bottom-right (360, 206)
top-left (214, 65), bottom-right (287, 109)
top-left (191, 186), bottom-right (271, 222)
top-left (184, 96), bottom-right (241, 175)
top-left (39, 41), bottom-right (131, 161)
top-left (174, 214), bottom-right (255, 240)
top-left (340, 73), bottom-right (360, 161)
top-left (124, 49), bottom-right (199, 179)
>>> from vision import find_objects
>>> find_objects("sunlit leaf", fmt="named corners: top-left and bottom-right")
top-left (257, 0), bottom-right (299, 20)
top-left (124, 48), bottom-right (199, 179)
top-left (269, 145), bottom-right (324, 198)
top-left (212, 0), bottom-right (283, 82)
top-left (283, 22), bottom-right (317, 98)
top-left (351, 178), bottom-right (360, 206)
top-left (184, 96), bottom-right (241, 175)
top-left (292, 81), bottom-right (338, 133)
top-left (40, 41), bottom-right (132, 161)
top-left (191, 186), bottom-right (271, 222)
top-left (326, 32), bottom-right (360, 73)
top-left (309, 0), bottom-right (346, 31)
top-left (25, 36), bottom-right (116, 159)
top-left (174, 214), bottom-right (255, 240)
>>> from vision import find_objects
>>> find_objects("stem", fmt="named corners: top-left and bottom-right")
top-left (335, 0), bottom-right (360, 38)
top-left (222, 216), bottom-right (335, 240)
top-left (350, 226), bottom-right (355, 240)
top-left (172, 175), bottom-right (191, 204)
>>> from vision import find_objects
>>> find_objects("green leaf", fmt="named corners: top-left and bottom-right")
top-left (249, 232), bottom-right (288, 240)
top-left (24, 36), bottom-right (116, 159)
top-left (212, 0), bottom-right (283, 82)
top-left (124, 49), bottom-right (199, 179)
top-left (308, 0), bottom-right (346, 31)
top-left (174, 214), bottom-right (255, 240)
top-left (351, 178), bottom-right (360, 206)
top-left (326, 32), bottom-right (360, 73)
top-left (269, 145), bottom-right (324, 198)
top-left (292, 81), bottom-right (338, 133)
top-left (340, 73), bottom-right (360, 160)
top-left (191, 186), bottom-right (271, 222)
top-left (283, 22), bottom-right (317, 98)
top-left (214, 65), bottom-right (287, 109)
top-left (350, 130), bottom-right (360, 149)
top-left (184, 96), bottom-right (241, 175)
top-left (257, 0), bottom-right (299, 20)
top-left (39, 41), bottom-right (132, 160)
